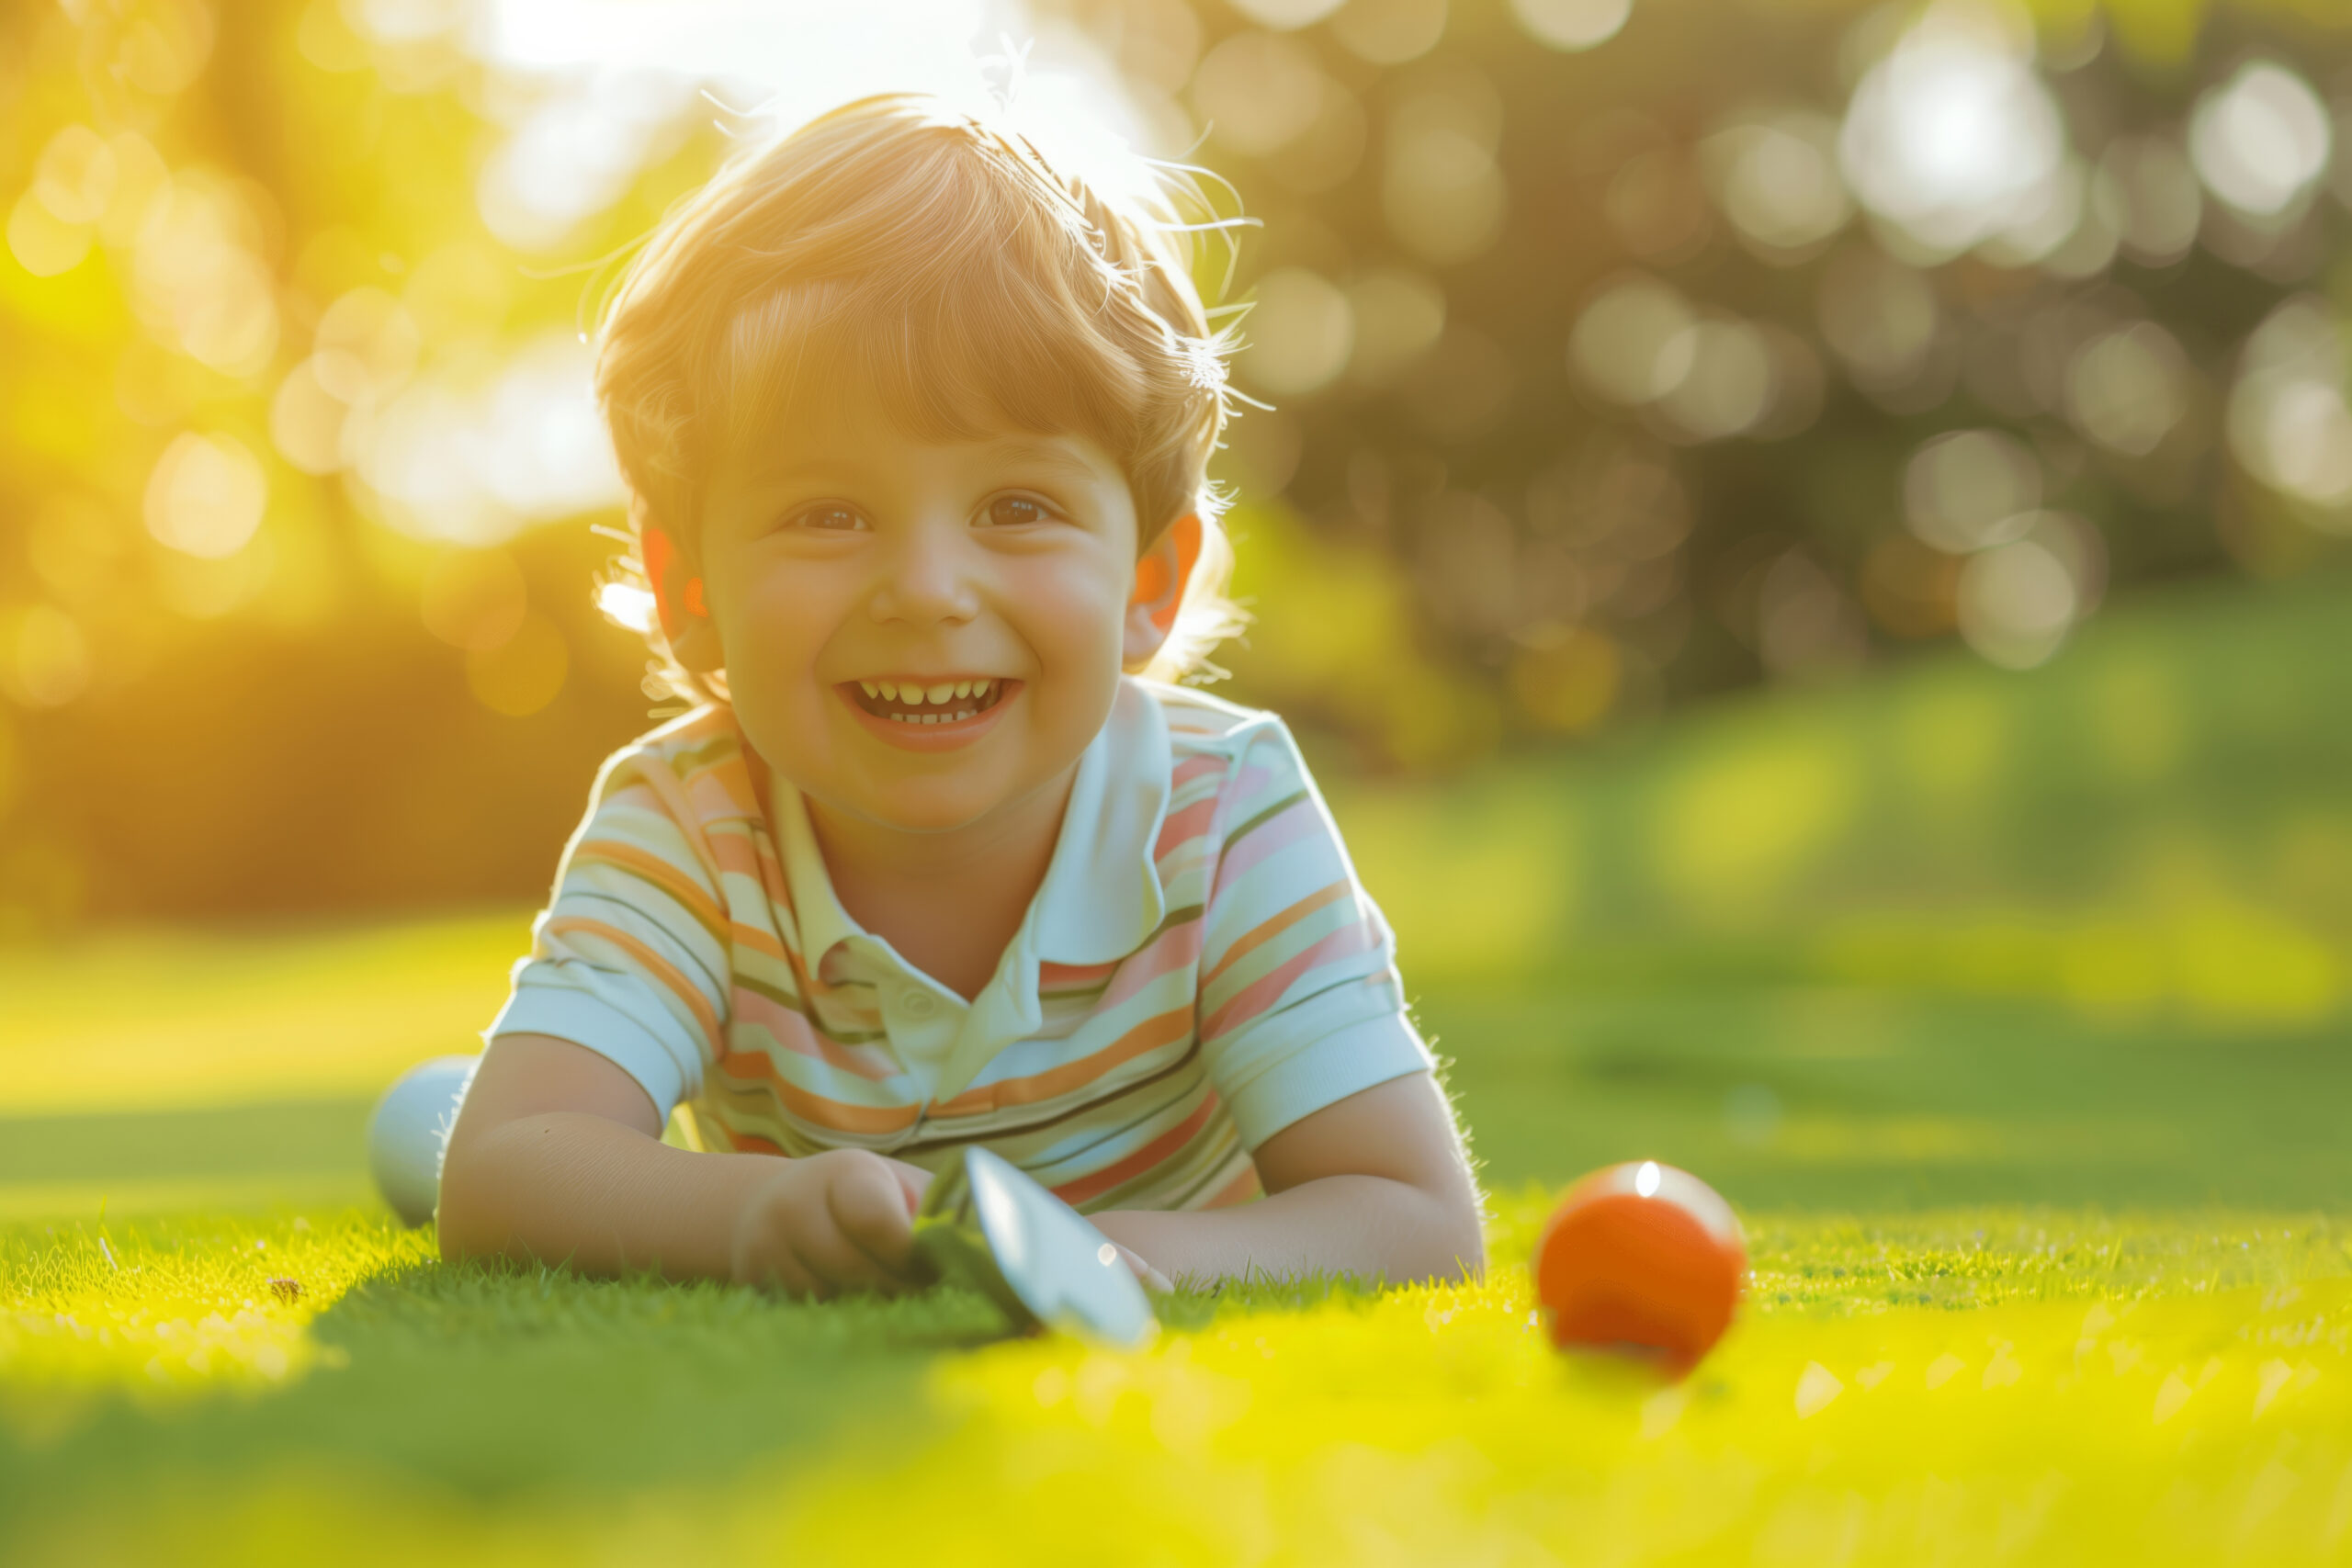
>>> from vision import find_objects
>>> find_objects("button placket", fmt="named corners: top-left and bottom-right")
top-left (882, 1098), bottom-right (933, 1154)
top-left (876, 976), bottom-right (959, 1154)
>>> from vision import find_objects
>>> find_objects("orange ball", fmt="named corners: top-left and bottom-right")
top-left (1533, 1160), bottom-right (1746, 1373)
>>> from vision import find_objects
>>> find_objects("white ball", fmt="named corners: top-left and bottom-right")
top-left (368, 1055), bottom-right (480, 1227)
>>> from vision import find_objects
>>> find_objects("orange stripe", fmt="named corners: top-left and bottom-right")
top-left (724, 1130), bottom-right (787, 1156)
top-left (931, 1005), bottom-right (1193, 1118)
top-left (543, 916), bottom-right (719, 1048)
top-left (714, 1047), bottom-right (922, 1135)
top-left (1053, 1092), bottom-right (1219, 1207)
top-left (1204, 1162), bottom-right (1262, 1208)
top-left (1202, 880), bottom-right (1350, 991)
top-left (628, 756), bottom-right (728, 889)
top-left (575, 839), bottom-right (725, 939)
top-left (729, 921), bottom-right (788, 964)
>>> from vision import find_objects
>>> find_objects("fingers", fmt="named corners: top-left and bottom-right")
top-left (888, 1157), bottom-right (933, 1217)
top-left (733, 1151), bottom-right (926, 1300)
top-left (788, 1211), bottom-right (900, 1298)
top-left (825, 1153), bottom-right (921, 1278)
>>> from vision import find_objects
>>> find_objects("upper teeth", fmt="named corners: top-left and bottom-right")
top-left (861, 679), bottom-right (997, 705)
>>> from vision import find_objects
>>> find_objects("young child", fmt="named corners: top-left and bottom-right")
top-left (413, 93), bottom-right (1484, 1297)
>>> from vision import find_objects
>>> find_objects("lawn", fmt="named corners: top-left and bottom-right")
top-left (4, 572), bottom-right (2349, 1564)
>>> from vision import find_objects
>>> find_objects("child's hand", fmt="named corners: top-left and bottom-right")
top-left (729, 1149), bottom-right (933, 1298)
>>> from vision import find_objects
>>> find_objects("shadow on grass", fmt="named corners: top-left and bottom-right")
top-left (0, 1213), bottom-right (1433, 1527)
top-left (0, 1245), bottom-right (1019, 1517)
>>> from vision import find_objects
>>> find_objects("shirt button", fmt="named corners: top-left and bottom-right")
top-left (899, 987), bottom-right (937, 1019)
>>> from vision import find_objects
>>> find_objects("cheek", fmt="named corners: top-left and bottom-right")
top-left (1013, 554), bottom-right (1130, 664)
top-left (718, 566), bottom-right (839, 688)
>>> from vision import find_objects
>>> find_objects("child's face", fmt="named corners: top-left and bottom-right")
top-left (688, 389), bottom-right (1162, 836)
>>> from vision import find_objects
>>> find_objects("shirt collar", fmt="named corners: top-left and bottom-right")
top-left (1031, 677), bottom-right (1173, 966)
top-left (768, 781), bottom-right (864, 977)
top-left (762, 677), bottom-right (1173, 976)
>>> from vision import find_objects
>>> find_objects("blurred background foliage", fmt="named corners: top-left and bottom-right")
top-left (2, 0), bottom-right (2351, 932)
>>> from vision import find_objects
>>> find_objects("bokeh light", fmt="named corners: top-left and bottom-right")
top-left (32, 126), bottom-right (118, 229)
top-left (1838, 1), bottom-right (2064, 259)
top-left (1227, 0), bottom-right (1350, 28)
top-left (2188, 61), bottom-right (2331, 220)
top-left (1701, 110), bottom-right (1850, 262)
top-left (1381, 68), bottom-right (1506, 265)
top-left (1329, 0), bottom-right (1446, 65)
top-left (12, 123), bottom-right (119, 278)
top-left (2064, 321), bottom-right (2190, 458)
top-left (351, 332), bottom-right (622, 546)
top-left (269, 358), bottom-right (350, 478)
top-left (1239, 267), bottom-right (1354, 396)
top-left (143, 433), bottom-right (267, 559)
top-left (1958, 534), bottom-right (2077, 670)
top-left (7, 189), bottom-right (93, 278)
top-left (313, 288), bottom-right (422, 403)
top-left (1657, 318), bottom-right (1777, 442)
top-left (476, 73), bottom-right (700, 253)
top-left (1570, 276), bottom-right (1696, 407)
top-left (2226, 296), bottom-right (2352, 521)
top-left (4, 0), bottom-right (2351, 932)
top-left (1508, 0), bottom-right (1633, 52)
top-left (130, 175), bottom-right (280, 378)
top-left (2096, 135), bottom-right (2201, 267)
top-left (1904, 429), bottom-right (2041, 554)
top-left (1195, 31), bottom-right (1329, 156)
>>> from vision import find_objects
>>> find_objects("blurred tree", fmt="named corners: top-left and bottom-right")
top-left (0, 0), bottom-right (2347, 924)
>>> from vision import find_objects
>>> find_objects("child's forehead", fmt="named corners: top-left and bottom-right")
top-left (719, 421), bottom-right (1114, 481)
top-left (714, 402), bottom-right (1123, 491)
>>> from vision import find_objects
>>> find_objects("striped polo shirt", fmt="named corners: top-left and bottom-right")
top-left (486, 677), bottom-right (1432, 1213)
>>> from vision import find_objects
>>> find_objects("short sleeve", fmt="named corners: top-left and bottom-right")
top-left (484, 750), bottom-right (730, 1120)
top-left (1194, 719), bottom-right (1433, 1150)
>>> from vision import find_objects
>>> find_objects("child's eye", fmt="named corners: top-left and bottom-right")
top-left (787, 503), bottom-right (867, 533)
top-left (981, 495), bottom-right (1056, 528)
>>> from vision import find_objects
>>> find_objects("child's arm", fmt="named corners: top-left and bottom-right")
top-left (437, 1032), bottom-right (933, 1295)
top-left (1088, 1072), bottom-right (1484, 1288)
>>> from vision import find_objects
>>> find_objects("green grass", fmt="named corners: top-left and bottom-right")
top-left (4, 571), bottom-right (2351, 1563)
top-left (6, 1200), bottom-right (2349, 1564)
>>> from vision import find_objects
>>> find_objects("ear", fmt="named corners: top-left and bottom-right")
top-left (641, 524), bottom-right (725, 674)
top-left (1124, 513), bottom-right (1202, 671)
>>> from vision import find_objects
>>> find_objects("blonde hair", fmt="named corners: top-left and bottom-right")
top-left (593, 93), bottom-right (1248, 696)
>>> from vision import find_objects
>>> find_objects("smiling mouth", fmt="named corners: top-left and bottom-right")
top-left (846, 677), bottom-right (1013, 726)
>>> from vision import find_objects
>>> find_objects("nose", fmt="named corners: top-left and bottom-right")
top-left (867, 518), bottom-right (979, 628)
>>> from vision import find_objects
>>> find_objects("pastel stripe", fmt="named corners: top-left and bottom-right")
top-left (490, 684), bottom-right (1430, 1213)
